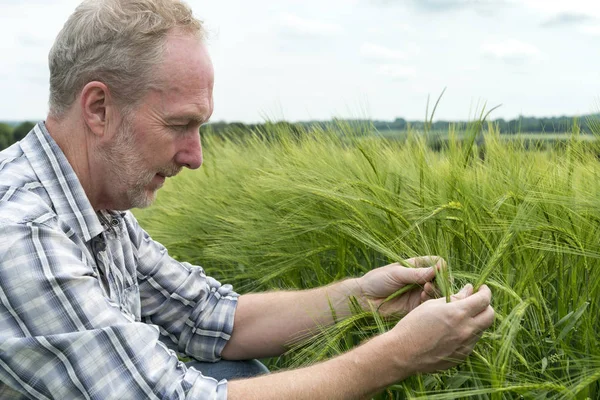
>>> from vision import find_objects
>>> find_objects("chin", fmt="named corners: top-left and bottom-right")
top-left (134, 194), bottom-right (157, 209)
top-left (123, 189), bottom-right (158, 210)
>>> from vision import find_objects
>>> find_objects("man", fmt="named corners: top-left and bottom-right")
top-left (0, 0), bottom-right (494, 398)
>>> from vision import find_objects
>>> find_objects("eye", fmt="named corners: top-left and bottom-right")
top-left (171, 124), bottom-right (189, 131)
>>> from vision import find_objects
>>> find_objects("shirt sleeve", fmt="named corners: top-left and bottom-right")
top-left (123, 212), bottom-right (239, 362)
top-left (0, 215), bottom-right (230, 400)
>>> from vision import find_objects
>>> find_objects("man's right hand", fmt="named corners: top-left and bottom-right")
top-left (386, 283), bottom-right (495, 374)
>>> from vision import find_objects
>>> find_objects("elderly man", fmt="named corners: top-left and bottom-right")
top-left (0, 0), bottom-right (494, 399)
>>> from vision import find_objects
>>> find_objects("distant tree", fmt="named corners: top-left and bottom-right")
top-left (12, 121), bottom-right (36, 142)
top-left (393, 118), bottom-right (407, 130)
top-left (0, 123), bottom-right (13, 150)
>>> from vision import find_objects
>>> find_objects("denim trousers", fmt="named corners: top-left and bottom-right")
top-left (185, 359), bottom-right (270, 381)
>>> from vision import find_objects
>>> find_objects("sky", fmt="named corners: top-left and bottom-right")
top-left (1, 0), bottom-right (599, 124)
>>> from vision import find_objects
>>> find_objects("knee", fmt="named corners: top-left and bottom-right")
top-left (186, 358), bottom-right (269, 381)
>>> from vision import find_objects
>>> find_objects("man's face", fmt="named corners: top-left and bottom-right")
top-left (99, 32), bottom-right (214, 210)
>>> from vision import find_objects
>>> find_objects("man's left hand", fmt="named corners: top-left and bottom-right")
top-left (356, 256), bottom-right (445, 316)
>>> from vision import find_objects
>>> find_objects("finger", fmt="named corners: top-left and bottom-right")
top-left (392, 264), bottom-right (436, 285)
top-left (433, 257), bottom-right (447, 273)
top-left (443, 344), bottom-right (476, 367)
top-left (450, 283), bottom-right (473, 301)
top-left (420, 287), bottom-right (441, 303)
top-left (465, 332), bottom-right (483, 349)
top-left (472, 305), bottom-right (495, 330)
top-left (423, 281), bottom-right (441, 298)
top-left (466, 324), bottom-right (487, 346)
top-left (404, 255), bottom-right (446, 269)
top-left (457, 342), bottom-right (478, 359)
top-left (458, 285), bottom-right (492, 317)
top-left (434, 259), bottom-right (453, 284)
top-left (420, 287), bottom-right (434, 303)
top-left (462, 326), bottom-right (489, 356)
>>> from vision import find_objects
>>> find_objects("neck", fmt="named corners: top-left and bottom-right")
top-left (45, 115), bottom-right (103, 211)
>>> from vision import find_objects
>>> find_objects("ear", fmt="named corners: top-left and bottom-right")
top-left (80, 81), bottom-right (115, 138)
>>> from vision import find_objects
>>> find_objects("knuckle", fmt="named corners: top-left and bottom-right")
top-left (459, 328), bottom-right (473, 342)
top-left (454, 307), bottom-right (468, 320)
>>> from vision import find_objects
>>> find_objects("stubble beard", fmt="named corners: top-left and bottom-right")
top-left (100, 117), bottom-right (180, 210)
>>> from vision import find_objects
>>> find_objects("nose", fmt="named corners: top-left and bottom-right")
top-left (175, 129), bottom-right (203, 170)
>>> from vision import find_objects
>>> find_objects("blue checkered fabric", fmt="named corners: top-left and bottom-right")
top-left (0, 122), bottom-right (238, 399)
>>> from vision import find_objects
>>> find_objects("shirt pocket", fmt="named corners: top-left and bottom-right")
top-left (122, 283), bottom-right (141, 322)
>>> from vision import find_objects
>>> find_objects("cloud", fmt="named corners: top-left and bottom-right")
top-left (360, 42), bottom-right (407, 61)
top-left (521, 0), bottom-right (600, 18)
top-left (412, 0), bottom-right (477, 11)
top-left (371, 0), bottom-right (508, 13)
top-left (360, 42), bottom-right (419, 81)
top-left (481, 39), bottom-right (541, 63)
top-left (541, 12), bottom-right (595, 28)
top-left (377, 64), bottom-right (417, 80)
top-left (275, 12), bottom-right (343, 37)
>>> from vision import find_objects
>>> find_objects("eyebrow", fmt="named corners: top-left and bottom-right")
top-left (165, 114), bottom-right (209, 125)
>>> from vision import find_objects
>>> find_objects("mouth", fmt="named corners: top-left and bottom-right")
top-left (157, 167), bottom-right (181, 179)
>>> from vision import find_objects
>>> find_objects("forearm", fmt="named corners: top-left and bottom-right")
top-left (227, 332), bottom-right (411, 400)
top-left (221, 278), bottom-right (362, 359)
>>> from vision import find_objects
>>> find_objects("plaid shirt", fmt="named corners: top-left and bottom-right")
top-left (0, 123), bottom-right (238, 399)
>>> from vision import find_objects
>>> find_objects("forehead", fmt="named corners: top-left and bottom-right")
top-left (150, 32), bottom-right (214, 120)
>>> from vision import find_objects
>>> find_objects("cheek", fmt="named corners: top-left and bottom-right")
top-left (135, 129), bottom-right (176, 161)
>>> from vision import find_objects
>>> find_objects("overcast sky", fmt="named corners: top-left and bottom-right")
top-left (1, 0), bottom-right (599, 123)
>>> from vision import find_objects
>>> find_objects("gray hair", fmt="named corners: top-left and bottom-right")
top-left (48, 0), bottom-right (204, 118)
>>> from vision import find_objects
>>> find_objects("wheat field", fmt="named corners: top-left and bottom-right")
top-left (135, 121), bottom-right (600, 399)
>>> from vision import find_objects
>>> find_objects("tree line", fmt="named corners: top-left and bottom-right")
top-left (206, 114), bottom-right (600, 139)
top-left (2, 114), bottom-right (598, 151)
top-left (0, 121), bottom-right (36, 150)
top-left (370, 114), bottom-right (600, 134)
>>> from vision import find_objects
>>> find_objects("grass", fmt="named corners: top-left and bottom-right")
top-left (135, 121), bottom-right (600, 399)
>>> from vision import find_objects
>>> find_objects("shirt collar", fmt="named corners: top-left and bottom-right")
top-left (20, 122), bottom-right (105, 242)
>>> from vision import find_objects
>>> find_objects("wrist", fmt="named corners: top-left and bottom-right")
top-left (339, 277), bottom-right (362, 298)
top-left (343, 330), bottom-right (415, 390)
top-left (337, 277), bottom-right (371, 313)
top-left (379, 330), bottom-right (418, 380)
top-left (344, 276), bottom-right (377, 312)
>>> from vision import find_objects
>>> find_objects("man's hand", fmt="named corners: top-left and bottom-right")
top-left (357, 256), bottom-right (445, 316)
top-left (387, 283), bottom-right (495, 374)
